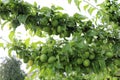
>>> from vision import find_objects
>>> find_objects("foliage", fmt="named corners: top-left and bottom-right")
top-left (0, 57), bottom-right (26, 80)
top-left (0, 0), bottom-right (120, 80)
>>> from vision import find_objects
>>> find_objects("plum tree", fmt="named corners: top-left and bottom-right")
top-left (0, 0), bottom-right (120, 80)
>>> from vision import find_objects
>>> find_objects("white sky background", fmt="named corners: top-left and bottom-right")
top-left (0, 0), bottom-right (104, 72)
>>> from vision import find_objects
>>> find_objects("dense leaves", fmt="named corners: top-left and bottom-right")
top-left (0, 0), bottom-right (83, 37)
top-left (0, 0), bottom-right (120, 80)
top-left (0, 57), bottom-right (26, 80)
top-left (103, 0), bottom-right (120, 25)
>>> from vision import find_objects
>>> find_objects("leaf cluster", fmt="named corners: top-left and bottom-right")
top-left (0, 57), bottom-right (26, 80)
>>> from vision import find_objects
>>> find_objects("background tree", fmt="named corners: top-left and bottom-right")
top-left (0, 0), bottom-right (120, 80)
top-left (0, 57), bottom-right (26, 80)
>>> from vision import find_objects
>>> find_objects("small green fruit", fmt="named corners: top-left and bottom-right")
top-left (89, 54), bottom-right (95, 60)
top-left (52, 20), bottom-right (58, 27)
top-left (77, 58), bottom-right (83, 65)
top-left (28, 60), bottom-right (33, 66)
top-left (43, 27), bottom-right (50, 32)
top-left (40, 54), bottom-right (47, 62)
top-left (83, 52), bottom-right (89, 59)
top-left (57, 26), bottom-right (62, 33)
top-left (48, 56), bottom-right (56, 63)
top-left (106, 52), bottom-right (113, 58)
top-left (83, 59), bottom-right (90, 67)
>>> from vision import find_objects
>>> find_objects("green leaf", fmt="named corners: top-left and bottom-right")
top-left (94, 0), bottom-right (97, 3)
top-left (9, 31), bottom-right (15, 41)
top-left (74, 0), bottom-right (81, 10)
top-left (0, 43), bottom-right (3, 47)
top-left (1, 21), bottom-right (9, 29)
top-left (98, 59), bottom-right (106, 71)
top-left (34, 1), bottom-right (37, 7)
top-left (31, 41), bottom-right (43, 49)
top-left (74, 13), bottom-right (87, 20)
top-left (40, 7), bottom-right (51, 13)
top-left (8, 48), bottom-right (13, 57)
top-left (114, 69), bottom-right (120, 77)
top-left (79, 15), bottom-right (87, 20)
top-left (84, 4), bottom-right (89, 11)
top-left (17, 15), bottom-right (29, 24)
top-left (25, 38), bottom-right (30, 48)
top-left (55, 6), bottom-right (64, 10)
top-left (88, 30), bottom-right (97, 37)
top-left (0, 18), bottom-right (1, 24)
top-left (88, 7), bottom-right (95, 15)
top-left (68, 0), bottom-right (72, 4)
top-left (92, 61), bottom-right (99, 73)
top-left (40, 7), bottom-right (51, 17)
top-left (62, 43), bottom-right (73, 56)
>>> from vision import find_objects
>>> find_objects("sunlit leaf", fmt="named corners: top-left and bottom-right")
top-left (9, 31), bottom-right (15, 41)
top-left (8, 48), bottom-right (13, 57)
top-left (88, 7), bottom-right (95, 15)
top-left (25, 38), bottom-right (30, 48)
top-left (114, 69), bottom-right (120, 77)
top-left (55, 6), bottom-right (64, 10)
top-left (0, 43), bottom-right (3, 47)
top-left (68, 0), bottom-right (72, 4)
top-left (31, 41), bottom-right (43, 49)
top-left (74, 0), bottom-right (81, 10)
top-left (94, 0), bottom-right (97, 3)
top-left (84, 4), bottom-right (89, 11)
top-left (34, 1), bottom-right (37, 7)
top-left (1, 21), bottom-right (9, 29)
top-left (79, 15), bottom-right (87, 20)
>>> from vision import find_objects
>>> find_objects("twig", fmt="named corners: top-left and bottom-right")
top-left (83, 0), bottom-right (100, 10)
top-left (83, 0), bottom-right (106, 13)
top-left (0, 37), bottom-right (10, 43)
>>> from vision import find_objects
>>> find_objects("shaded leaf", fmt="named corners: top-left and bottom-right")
top-left (17, 15), bottom-right (29, 24)
top-left (98, 59), bottom-right (106, 71)
top-left (92, 61), bottom-right (99, 73)
top-left (63, 43), bottom-right (72, 54)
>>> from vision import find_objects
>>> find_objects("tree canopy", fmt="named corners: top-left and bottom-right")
top-left (0, 0), bottom-right (120, 80)
top-left (0, 57), bottom-right (26, 80)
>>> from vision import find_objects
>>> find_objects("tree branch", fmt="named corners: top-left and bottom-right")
top-left (83, 0), bottom-right (106, 13)
top-left (83, 0), bottom-right (100, 11)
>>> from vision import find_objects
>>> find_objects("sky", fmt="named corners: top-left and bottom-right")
top-left (0, 0), bottom-right (104, 72)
